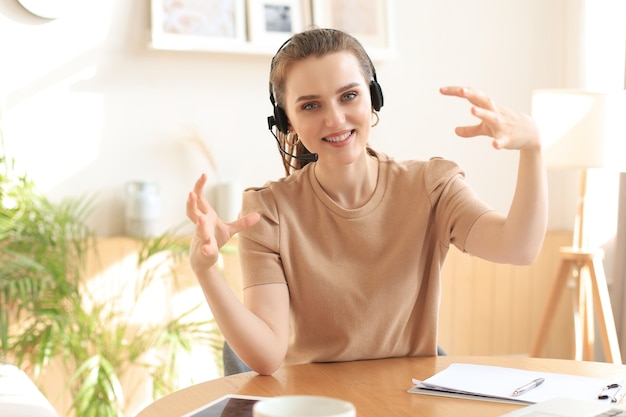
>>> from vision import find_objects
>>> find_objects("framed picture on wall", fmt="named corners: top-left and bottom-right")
top-left (246, 0), bottom-right (308, 47)
top-left (150, 0), bottom-right (247, 51)
top-left (311, 0), bottom-right (391, 54)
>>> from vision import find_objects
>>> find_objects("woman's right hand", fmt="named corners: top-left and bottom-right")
top-left (186, 173), bottom-right (260, 271)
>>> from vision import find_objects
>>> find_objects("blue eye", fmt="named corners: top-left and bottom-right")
top-left (302, 102), bottom-right (318, 110)
top-left (342, 91), bottom-right (357, 101)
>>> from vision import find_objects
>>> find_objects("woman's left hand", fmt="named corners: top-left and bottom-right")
top-left (440, 86), bottom-right (541, 151)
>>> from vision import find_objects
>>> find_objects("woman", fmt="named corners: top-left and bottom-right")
top-left (186, 28), bottom-right (547, 376)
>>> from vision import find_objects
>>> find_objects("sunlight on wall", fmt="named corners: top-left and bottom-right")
top-left (1, 2), bottom-right (112, 94)
top-left (7, 69), bottom-right (103, 192)
top-left (578, 0), bottom-right (626, 250)
top-left (1, 1), bottom-right (113, 191)
top-left (582, 1), bottom-right (626, 91)
top-left (585, 169), bottom-right (621, 248)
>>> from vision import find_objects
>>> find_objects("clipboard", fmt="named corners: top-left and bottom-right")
top-left (408, 363), bottom-right (622, 405)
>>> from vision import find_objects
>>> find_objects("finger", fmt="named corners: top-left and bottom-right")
top-left (186, 192), bottom-right (201, 222)
top-left (461, 88), bottom-right (497, 111)
top-left (441, 86), bottom-right (497, 111)
top-left (196, 215), bottom-right (219, 257)
top-left (456, 104), bottom-right (503, 138)
top-left (196, 194), bottom-right (211, 215)
top-left (455, 124), bottom-right (483, 138)
top-left (195, 214), bottom-right (212, 242)
top-left (492, 138), bottom-right (506, 150)
top-left (192, 173), bottom-right (207, 196)
top-left (471, 105), bottom-right (499, 124)
top-left (439, 86), bottom-right (465, 97)
top-left (192, 174), bottom-right (212, 214)
top-left (227, 212), bottom-right (261, 236)
top-left (240, 212), bottom-right (261, 228)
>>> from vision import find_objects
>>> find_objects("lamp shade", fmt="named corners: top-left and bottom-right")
top-left (531, 89), bottom-right (626, 171)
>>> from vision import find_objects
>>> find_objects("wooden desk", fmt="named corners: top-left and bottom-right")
top-left (136, 356), bottom-right (626, 417)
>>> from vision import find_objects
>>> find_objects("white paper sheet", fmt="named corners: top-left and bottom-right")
top-left (408, 363), bottom-right (623, 405)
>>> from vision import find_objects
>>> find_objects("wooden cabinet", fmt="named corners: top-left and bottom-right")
top-left (438, 231), bottom-right (574, 358)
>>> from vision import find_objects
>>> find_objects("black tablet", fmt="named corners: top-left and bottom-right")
top-left (181, 394), bottom-right (268, 417)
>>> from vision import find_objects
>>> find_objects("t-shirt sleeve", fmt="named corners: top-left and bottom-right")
top-left (237, 185), bottom-right (287, 289)
top-left (424, 157), bottom-right (494, 252)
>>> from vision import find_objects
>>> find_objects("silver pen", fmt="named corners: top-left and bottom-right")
top-left (511, 378), bottom-right (545, 397)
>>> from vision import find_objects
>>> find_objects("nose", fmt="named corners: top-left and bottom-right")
top-left (323, 102), bottom-right (345, 127)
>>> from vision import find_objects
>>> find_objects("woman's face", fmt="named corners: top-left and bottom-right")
top-left (282, 52), bottom-right (372, 166)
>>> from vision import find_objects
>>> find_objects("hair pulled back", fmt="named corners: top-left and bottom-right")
top-left (269, 28), bottom-right (375, 174)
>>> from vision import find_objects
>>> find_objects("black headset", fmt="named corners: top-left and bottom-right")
top-left (267, 30), bottom-right (384, 136)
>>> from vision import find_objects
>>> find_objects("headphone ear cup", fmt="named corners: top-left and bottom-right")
top-left (370, 80), bottom-right (384, 112)
top-left (274, 106), bottom-right (289, 134)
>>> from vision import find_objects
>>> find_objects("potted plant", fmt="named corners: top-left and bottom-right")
top-left (0, 131), bottom-right (223, 416)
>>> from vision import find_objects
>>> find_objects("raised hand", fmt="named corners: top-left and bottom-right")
top-left (440, 86), bottom-right (541, 151)
top-left (186, 173), bottom-right (260, 271)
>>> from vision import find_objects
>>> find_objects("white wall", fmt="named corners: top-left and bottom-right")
top-left (0, 0), bottom-right (574, 237)
top-left (574, 0), bottom-right (626, 360)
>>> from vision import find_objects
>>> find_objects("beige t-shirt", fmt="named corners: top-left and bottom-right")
top-left (238, 152), bottom-right (492, 365)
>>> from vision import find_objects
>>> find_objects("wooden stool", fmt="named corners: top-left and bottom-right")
top-left (530, 247), bottom-right (622, 363)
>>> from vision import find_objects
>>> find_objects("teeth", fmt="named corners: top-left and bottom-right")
top-left (325, 131), bottom-right (352, 142)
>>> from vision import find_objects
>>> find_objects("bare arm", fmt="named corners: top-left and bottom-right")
top-left (187, 174), bottom-right (289, 374)
top-left (440, 87), bottom-right (548, 265)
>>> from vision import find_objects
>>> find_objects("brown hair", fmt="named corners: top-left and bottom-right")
top-left (269, 28), bottom-right (376, 175)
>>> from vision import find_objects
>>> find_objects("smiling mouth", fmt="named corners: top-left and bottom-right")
top-left (323, 130), bottom-right (354, 143)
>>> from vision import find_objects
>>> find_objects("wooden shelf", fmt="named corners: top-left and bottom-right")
top-left (148, 41), bottom-right (396, 61)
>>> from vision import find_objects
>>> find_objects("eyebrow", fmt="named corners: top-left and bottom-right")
top-left (294, 82), bottom-right (362, 104)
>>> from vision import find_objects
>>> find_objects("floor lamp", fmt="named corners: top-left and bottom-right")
top-left (530, 89), bottom-right (626, 363)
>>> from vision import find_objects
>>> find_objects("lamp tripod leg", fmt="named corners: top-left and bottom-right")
top-left (571, 264), bottom-right (583, 360)
top-left (580, 264), bottom-right (594, 361)
top-left (588, 257), bottom-right (622, 364)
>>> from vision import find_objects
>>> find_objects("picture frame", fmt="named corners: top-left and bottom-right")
top-left (246, 0), bottom-right (308, 47)
top-left (311, 0), bottom-right (391, 53)
top-left (150, 0), bottom-right (247, 52)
